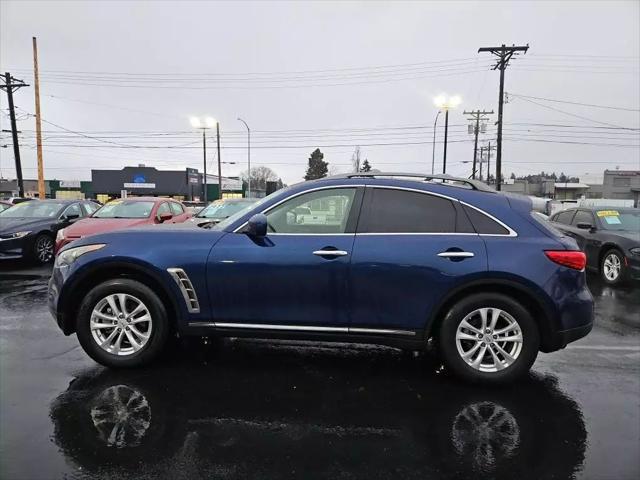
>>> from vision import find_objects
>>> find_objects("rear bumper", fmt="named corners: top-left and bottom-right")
top-left (558, 322), bottom-right (593, 347)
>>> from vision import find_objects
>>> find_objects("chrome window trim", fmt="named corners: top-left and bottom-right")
top-left (187, 322), bottom-right (416, 336)
top-left (232, 183), bottom-right (517, 237)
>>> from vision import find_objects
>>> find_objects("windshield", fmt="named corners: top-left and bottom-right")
top-left (92, 200), bottom-right (155, 219)
top-left (197, 200), bottom-right (257, 219)
top-left (0, 201), bottom-right (66, 218)
top-left (597, 210), bottom-right (640, 232)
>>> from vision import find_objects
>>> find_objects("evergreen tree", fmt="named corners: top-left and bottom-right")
top-left (360, 159), bottom-right (372, 172)
top-left (304, 148), bottom-right (328, 180)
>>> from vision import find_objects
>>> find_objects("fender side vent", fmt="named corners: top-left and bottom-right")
top-left (167, 268), bottom-right (200, 313)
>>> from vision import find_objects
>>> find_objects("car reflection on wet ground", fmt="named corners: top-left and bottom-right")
top-left (0, 265), bottom-right (638, 480)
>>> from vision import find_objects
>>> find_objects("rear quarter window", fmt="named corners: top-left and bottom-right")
top-left (462, 205), bottom-right (510, 235)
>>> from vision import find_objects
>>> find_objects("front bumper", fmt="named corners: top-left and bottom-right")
top-left (626, 253), bottom-right (640, 281)
top-left (0, 236), bottom-right (27, 260)
top-left (48, 265), bottom-right (74, 335)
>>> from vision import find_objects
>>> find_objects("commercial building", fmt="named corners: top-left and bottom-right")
top-left (90, 166), bottom-right (243, 203)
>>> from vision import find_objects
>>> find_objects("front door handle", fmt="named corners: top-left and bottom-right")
top-left (437, 251), bottom-right (475, 258)
top-left (313, 250), bottom-right (349, 257)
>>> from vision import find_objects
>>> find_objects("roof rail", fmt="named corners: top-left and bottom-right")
top-left (326, 172), bottom-right (496, 192)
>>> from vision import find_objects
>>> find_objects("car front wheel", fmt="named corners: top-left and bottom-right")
top-left (76, 279), bottom-right (170, 368)
top-left (601, 248), bottom-right (626, 285)
top-left (438, 293), bottom-right (540, 384)
top-left (32, 233), bottom-right (54, 264)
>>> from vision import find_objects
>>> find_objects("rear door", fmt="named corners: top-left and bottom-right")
top-left (348, 186), bottom-right (487, 334)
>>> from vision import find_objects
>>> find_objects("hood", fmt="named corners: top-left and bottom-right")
top-left (62, 217), bottom-right (152, 238)
top-left (0, 217), bottom-right (56, 234)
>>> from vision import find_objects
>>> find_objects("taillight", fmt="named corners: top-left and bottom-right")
top-left (544, 250), bottom-right (587, 271)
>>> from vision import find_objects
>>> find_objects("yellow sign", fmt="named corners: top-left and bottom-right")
top-left (596, 210), bottom-right (619, 217)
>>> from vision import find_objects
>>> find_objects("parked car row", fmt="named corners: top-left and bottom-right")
top-left (48, 173), bottom-right (595, 383)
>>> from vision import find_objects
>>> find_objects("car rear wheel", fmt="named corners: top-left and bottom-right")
top-left (601, 248), bottom-right (625, 285)
top-left (438, 293), bottom-right (539, 384)
top-left (76, 279), bottom-right (169, 368)
top-left (32, 233), bottom-right (54, 264)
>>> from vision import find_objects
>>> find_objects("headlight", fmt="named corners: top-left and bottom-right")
top-left (8, 231), bottom-right (31, 239)
top-left (631, 247), bottom-right (640, 256)
top-left (56, 229), bottom-right (65, 242)
top-left (55, 244), bottom-right (106, 268)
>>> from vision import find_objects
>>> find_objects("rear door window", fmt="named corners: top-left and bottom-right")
top-left (553, 210), bottom-right (576, 225)
top-left (358, 188), bottom-right (457, 233)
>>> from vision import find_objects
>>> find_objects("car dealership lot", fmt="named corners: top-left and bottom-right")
top-left (0, 264), bottom-right (638, 480)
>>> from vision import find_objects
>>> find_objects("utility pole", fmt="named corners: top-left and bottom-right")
top-left (216, 122), bottom-right (222, 200)
top-left (463, 109), bottom-right (493, 179)
top-left (478, 44), bottom-right (529, 190)
top-left (32, 37), bottom-right (45, 199)
top-left (1, 73), bottom-right (29, 197)
top-left (484, 142), bottom-right (496, 185)
top-left (478, 146), bottom-right (485, 181)
top-left (442, 109), bottom-right (449, 174)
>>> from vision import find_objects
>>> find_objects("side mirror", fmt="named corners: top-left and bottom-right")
top-left (158, 212), bottom-right (173, 223)
top-left (576, 222), bottom-right (593, 231)
top-left (246, 213), bottom-right (267, 237)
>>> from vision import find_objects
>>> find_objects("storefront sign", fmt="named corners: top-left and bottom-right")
top-left (123, 182), bottom-right (156, 189)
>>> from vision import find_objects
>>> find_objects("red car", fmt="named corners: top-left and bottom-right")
top-left (55, 197), bottom-right (191, 253)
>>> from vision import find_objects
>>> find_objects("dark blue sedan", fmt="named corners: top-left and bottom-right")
top-left (49, 173), bottom-right (594, 383)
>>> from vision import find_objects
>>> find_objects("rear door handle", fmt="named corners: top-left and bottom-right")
top-left (313, 250), bottom-right (349, 257)
top-left (437, 251), bottom-right (474, 258)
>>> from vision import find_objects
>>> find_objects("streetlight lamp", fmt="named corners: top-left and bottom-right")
top-left (190, 116), bottom-right (222, 201)
top-left (433, 94), bottom-right (461, 174)
top-left (431, 110), bottom-right (441, 175)
top-left (237, 117), bottom-right (251, 198)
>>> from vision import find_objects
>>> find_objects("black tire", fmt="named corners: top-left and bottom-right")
top-left (600, 248), bottom-right (626, 286)
top-left (31, 233), bottom-right (54, 264)
top-left (438, 293), bottom-right (540, 384)
top-left (76, 279), bottom-right (170, 368)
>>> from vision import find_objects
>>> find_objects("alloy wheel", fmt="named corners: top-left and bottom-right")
top-left (455, 307), bottom-right (523, 373)
top-left (35, 236), bottom-right (54, 263)
top-left (603, 253), bottom-right (621, 281)
top-left (90, 294), bottom-right (153, 356)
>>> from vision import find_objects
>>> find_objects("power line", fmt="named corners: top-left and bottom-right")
top-left (509, 95), bottom-right (633, 129)
top-left (507, 93), bottom-right (640, 112)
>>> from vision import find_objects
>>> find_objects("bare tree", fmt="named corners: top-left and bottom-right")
top-left (240, 166), bottom-right (281, 192)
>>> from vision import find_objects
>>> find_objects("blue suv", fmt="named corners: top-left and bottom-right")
top-left (48, 173), bottom-right (594, 383)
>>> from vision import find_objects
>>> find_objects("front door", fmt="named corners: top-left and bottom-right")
top-left (207, 187), bottom-right (362, 328)
top-left (349, 187), bottom-right (488, 333)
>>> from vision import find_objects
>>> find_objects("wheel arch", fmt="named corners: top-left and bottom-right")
top-left (59, 261), bottom-right (180, 335)
top-left (598, 243), bottom-right (623, 268)
top-left (425, 278), bottom-right (559, 353)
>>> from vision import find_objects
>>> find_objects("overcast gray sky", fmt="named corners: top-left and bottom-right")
top-left (1, 0), bottom-right (639, 185)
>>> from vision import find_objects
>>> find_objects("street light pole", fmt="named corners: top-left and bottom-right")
top-left (433, 94), bottom-right (461, 176)
top-left (443, 109), bottom-right (449, 174)
top-left (237, 117), bottom-right (251, 198)
top-left (216, 122), bottom-right (222, 200)
top-left (431, 110), bottom-right (441, 175)
top-left (202, 129), bottom-right (207, 203)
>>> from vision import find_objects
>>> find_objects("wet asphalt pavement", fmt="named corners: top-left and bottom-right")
top-left (0, 263), bottom-right (638, 480)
